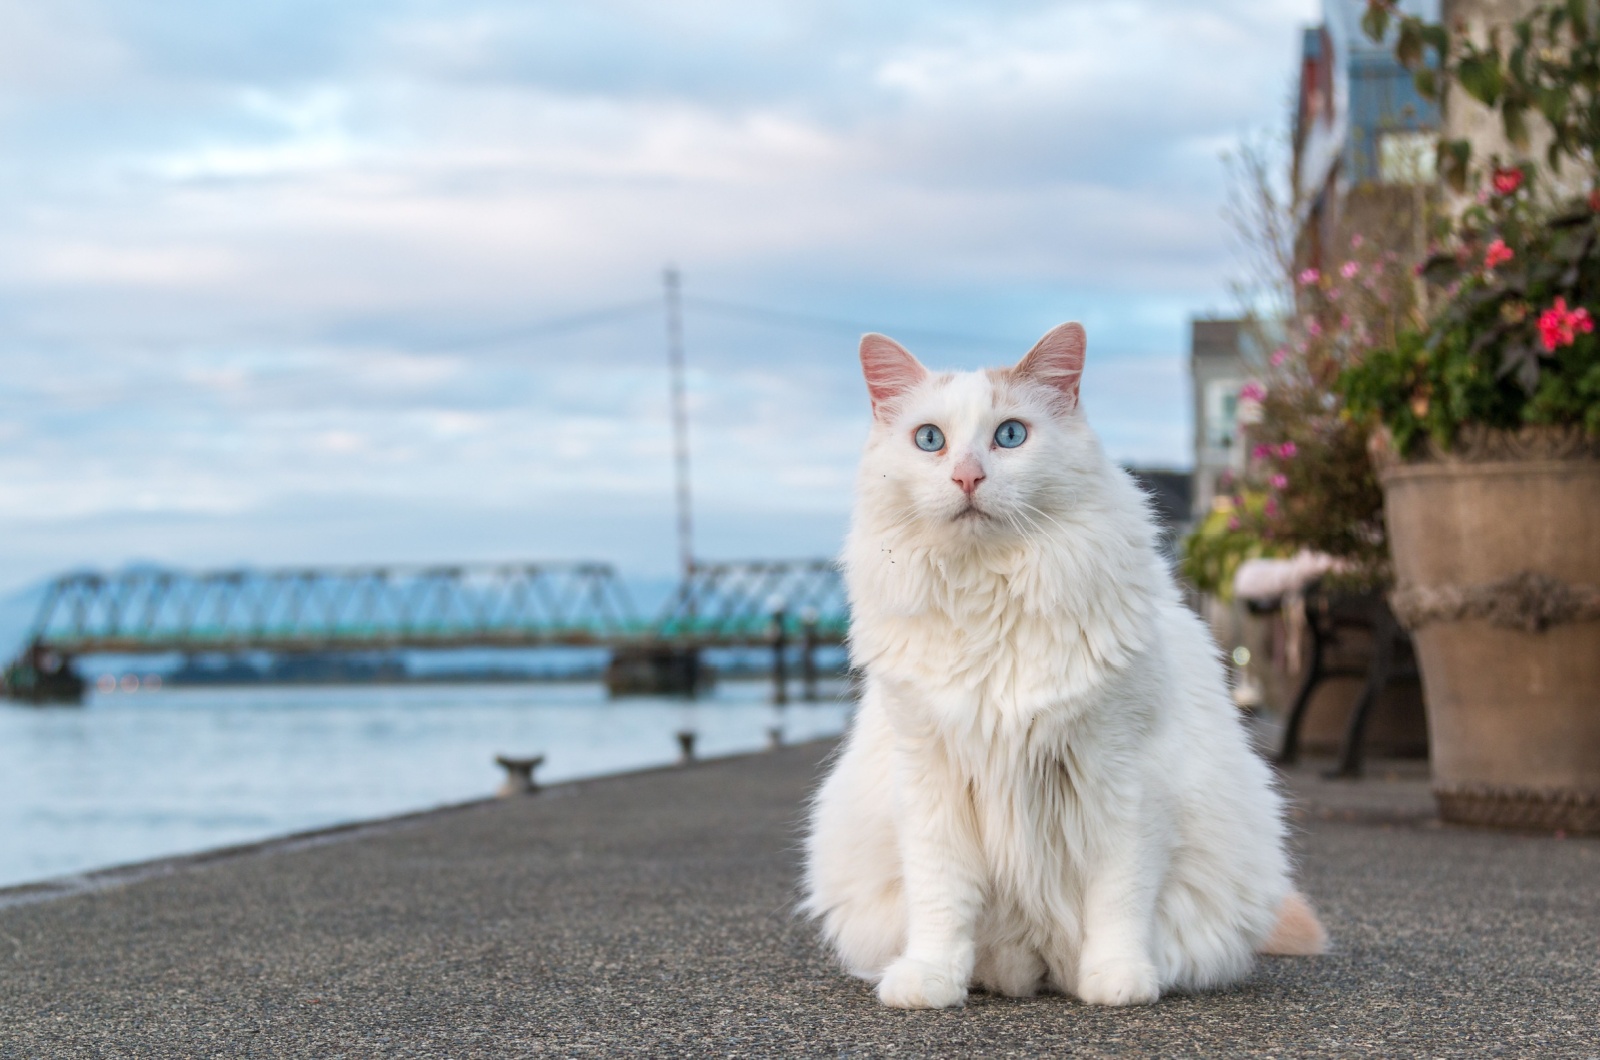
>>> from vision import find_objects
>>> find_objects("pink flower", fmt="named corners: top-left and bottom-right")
top-left (1227, 516), bottom-right (1241, 531)
top-left (1306, 319), bottom-right (1323, 338)
top-left (1298, 268), bottom-right (1320, 285)
top-left (1239, 381), bottom-right (1266, 402)
top-left (1270, 347), bottom-right (1289, 367)
top-left (1484, 238), bottom-right (1514, 269)
top-left (1537, 297), bottom-right (1595, 352)
top-left (1340, 261), bottom-right (1360, 279)
top-left (1276, 441), bottom-right (1298, 459)
top-left (1492, 167), bottom-right (1524, 195)
top-left (1251, 444), bottom-right (1272, 460)
top-left (1270, 473), bottom-right (1289, 489)
top-left (1350, 234), bottom-right (1365, 249)
top-left (1264, 498), bottom-right (1279, 518)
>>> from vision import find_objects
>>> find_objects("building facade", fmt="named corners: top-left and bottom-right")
top-left (1188, 318), bottom-right (1262, 523)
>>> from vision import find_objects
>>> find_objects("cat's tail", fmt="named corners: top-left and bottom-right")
top-left (1259, 890), bottom-right (1328, 956)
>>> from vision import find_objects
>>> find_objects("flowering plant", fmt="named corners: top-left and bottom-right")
top-left (1181, 138), bottom-right (1419, 592)
top-left (1343, 2), bottom-right (1600, 452)
top-left (1179, 486), bottom-right (1290, 599)
top-left (1234, 236), bottom-right (1404, 579)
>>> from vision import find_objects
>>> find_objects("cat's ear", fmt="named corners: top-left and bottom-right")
top-left (860, 333), bottom-right (927, 419)
top-left (1012, 322), bottom-right (1086, 412)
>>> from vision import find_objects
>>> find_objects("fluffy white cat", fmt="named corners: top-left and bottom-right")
top-left (802, 323), bottom-right (1325, 1010)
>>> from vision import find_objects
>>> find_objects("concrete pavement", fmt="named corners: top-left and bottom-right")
top-left (1, 742), bottom-right (1596, 1058)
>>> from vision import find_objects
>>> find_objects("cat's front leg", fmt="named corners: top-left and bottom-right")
top-left (876, 731), bottom-right (985, 1010)
top-left (1075, 815), bottom-right (1162, 1006)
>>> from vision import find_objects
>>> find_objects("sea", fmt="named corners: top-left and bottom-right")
top-left (0, 679), bottom-right (853, 890)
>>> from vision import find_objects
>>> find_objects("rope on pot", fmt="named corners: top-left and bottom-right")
top-left (1389, 571), bottom-right (1600, 633)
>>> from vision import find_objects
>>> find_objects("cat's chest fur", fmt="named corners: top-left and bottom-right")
top-left (846, 537), bottom-right (1162, 742)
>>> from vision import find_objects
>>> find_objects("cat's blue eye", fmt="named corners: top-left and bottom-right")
top-left (994, 419), bottom-right (1028, 448)
top-left (914, 424), bottom-right (945, 452)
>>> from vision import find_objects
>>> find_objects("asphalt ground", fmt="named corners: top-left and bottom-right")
top-left (1, 740), bottom-right (1597, 1058)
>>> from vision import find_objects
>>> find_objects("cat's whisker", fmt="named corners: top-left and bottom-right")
top-left (1016, 499), bottom-right (1070, 536)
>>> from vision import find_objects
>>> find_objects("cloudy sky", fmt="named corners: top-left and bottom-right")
top-left (0, 0), bottom-right (1315, 592)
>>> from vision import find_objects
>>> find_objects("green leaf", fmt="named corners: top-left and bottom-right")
top-left (1439, 138), bottom-right (1473, 192)
top-left (1536, 85), bottom-right (1570, 124)
top-left (1568, 0), bottom-right (1589, 40)
top-left (1457, 53), bottom-right (1505, 104)
top-left (1397, 21), bottom-right (1424, 67)
top-left (1361, 3), bottom-right (1391, 42)
top-left (1503, 102), bottom-right (1531, 149)
top-left (1413, 66), bottom-right (1439, 99)
top-left (1421, 24), bottom-right (1450, 57)
top-left (1421, 253), bottom-right (1460, 285)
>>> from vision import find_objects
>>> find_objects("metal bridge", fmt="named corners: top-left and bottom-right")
top-left (2, 559), bottom-right (848, 702)
top-left (18, 560), bottom-right (846, 652)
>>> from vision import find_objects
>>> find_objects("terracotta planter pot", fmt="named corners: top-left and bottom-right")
top-left (1376, 426), bottom-right (1600, 833)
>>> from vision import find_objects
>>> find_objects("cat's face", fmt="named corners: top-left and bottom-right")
top-left (855, 323), bottom-right (1094, 545)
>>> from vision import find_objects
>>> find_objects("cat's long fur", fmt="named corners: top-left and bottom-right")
top-left (801, 323), bottom-right (1325, 1009)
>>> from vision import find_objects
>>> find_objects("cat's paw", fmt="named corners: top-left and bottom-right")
top-left (876, 956), bottom-right (968, 1009)
top-left (1076, 956), bottom-right (1160, 1007)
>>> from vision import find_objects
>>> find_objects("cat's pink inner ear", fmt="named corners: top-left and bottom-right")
top-left (859, 333), bottom-right (926, 418)
top-left (1013, 322), bottom-right (1086, 410)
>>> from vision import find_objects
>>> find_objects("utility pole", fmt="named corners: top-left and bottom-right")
top-left (663, 266), bottom-right (694, 580)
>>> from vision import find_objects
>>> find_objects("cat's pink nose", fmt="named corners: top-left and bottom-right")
top-left (951, 455), bottom-right (985, 495)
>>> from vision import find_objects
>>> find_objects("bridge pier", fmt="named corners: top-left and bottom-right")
top-left (800, 611), bottom-right (819, 703)
top-left (770, 605), bottom-right (788, 706)
top-left (604, 645), bottom-right (712, 697)
top-left (1, 643), bottom-right (86, 706)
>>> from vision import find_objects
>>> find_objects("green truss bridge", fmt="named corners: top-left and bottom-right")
top-left (2, 560), bottom-right (847, 704)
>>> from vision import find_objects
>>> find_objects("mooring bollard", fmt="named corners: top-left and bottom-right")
top-left (800, 607), bottom-right (819, 703)
top-left (494, 754), bottom-right (545, 797)
top-left (676, 729), bottom-right (697, 763)
top-left (767, 725), bottom-right (784, 750)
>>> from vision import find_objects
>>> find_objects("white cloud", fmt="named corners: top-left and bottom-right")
top-left (0, 0), bottom-right (1316, 592)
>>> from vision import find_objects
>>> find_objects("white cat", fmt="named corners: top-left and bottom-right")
top-left (802, 323), bottom-right (1325, 1009)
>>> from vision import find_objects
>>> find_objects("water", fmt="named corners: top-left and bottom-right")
top-left (0, 680), bottom-right (852, 890)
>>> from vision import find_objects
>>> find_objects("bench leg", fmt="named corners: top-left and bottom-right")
top-left (1328, 604), bottom-right (1398, 779)
top-left (1276, 603), bottom-right (1326, 766)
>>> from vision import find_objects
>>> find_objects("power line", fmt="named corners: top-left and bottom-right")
top-left (683, 295), bottom-right (1032, 349)
top-left (407, 300), bottom-right (660, 352)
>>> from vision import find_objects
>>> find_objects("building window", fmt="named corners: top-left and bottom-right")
top-left (1379, 130), bottom-right (1436, 185)
top-left (1204, 379), bottom-right (1243, 452)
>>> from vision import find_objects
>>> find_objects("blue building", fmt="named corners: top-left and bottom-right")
top-left (1294, 0), bottom-right (1441, 266)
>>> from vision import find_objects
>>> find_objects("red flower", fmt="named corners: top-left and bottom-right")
top-left (1483, 238), bottom-right (1514, 269)
top-left (1589, 189), bottom-right (1600, 213)
top-left (1537, 297), bottom-right (1595, 352)
top-left (1491, 167), bottom-right (1523, 196)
